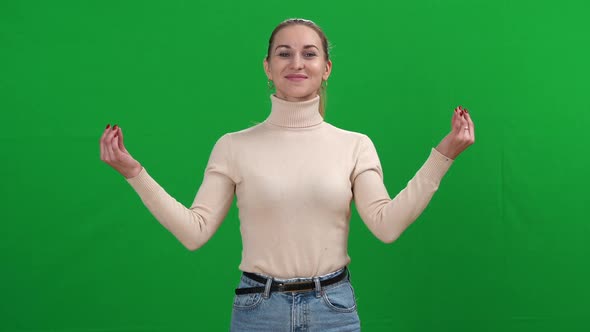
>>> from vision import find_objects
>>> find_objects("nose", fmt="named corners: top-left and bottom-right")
top-left (291, 54), bottom-right (304, 69)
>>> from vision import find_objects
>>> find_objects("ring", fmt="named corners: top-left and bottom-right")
top-left (464, 127), bottom-right (470, 130)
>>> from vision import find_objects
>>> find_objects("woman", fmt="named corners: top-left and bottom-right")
top-left (100, 18), bottom-right (475, 331)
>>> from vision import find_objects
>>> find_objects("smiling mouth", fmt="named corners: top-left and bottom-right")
top-left (285, 76), bottom-right (308, 81)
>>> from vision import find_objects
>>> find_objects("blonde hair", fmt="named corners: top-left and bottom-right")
top-left (266, 18), bottom-right (331, 118)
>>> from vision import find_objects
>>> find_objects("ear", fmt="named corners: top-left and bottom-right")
top-left (322, 59), bottom-right (333, 81)
top-left (263, 57), bottom-right (272, 80)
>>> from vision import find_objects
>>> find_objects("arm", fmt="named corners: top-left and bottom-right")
top-left (352, 143), bottom-right (453, 243)
top-left (352, 106), bottom-right (474, 243)
top-left (125, 134), bottom-right (236, 250)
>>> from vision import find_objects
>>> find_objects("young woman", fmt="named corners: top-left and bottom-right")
top-left (100, 18), bottom-right (475, 331)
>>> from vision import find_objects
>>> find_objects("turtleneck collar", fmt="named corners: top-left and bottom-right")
top-left (265, 94), bottom-right (324, 128)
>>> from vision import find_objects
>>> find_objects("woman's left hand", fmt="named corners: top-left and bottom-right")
top-left (435, 106), bottom-right (475, 160)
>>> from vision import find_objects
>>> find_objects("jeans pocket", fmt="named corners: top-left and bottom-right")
top-left (321, 282), bottom-right (358, 313)
top-left (232, 292), bottom-right (264, 311)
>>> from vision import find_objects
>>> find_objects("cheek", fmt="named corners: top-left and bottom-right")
top-left (310, 62), bottom-right (325, 72)
top-left (268, 60), bottom-right (285, 76)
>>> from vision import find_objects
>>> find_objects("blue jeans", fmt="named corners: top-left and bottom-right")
top-left (230, 267), bottom-right (361, 331)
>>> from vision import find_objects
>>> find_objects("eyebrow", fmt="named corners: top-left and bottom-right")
top-left (274, 44), bottom-right (320, 51)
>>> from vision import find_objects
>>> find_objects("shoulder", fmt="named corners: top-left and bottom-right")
top-left (322, 122), bottom-right (374, 144)
top-left (224, 122), bottom-right (266, 138)
top-left (208, 122), bottom-right (266, 148)
top-left (321, 123), bottom-right (382, 162)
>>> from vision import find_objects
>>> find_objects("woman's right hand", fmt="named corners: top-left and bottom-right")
top-left (100, 124), bottom-right (143, 179)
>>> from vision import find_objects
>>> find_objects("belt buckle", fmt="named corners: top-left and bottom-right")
top-left (275, 280), bottom-right (314, 293)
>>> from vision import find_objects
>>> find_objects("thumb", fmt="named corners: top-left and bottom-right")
top-left (117, 127), bottom-right (128, 153)
top-left (452, 108), bottom-right (462, 133)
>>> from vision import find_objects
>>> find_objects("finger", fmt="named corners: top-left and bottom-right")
top-left (453, 107), bottom-right (462, 132)
top-left (105, 125), bottom-right (118, 161)
top-left (100, 124), bottom-right (111, 161)
top-left (117, 127), bottom-right (128, 153)
top-left (111, 129), bottom-right (122, 156)
top-left (464, 111), bottom-right (475, 140)
top-left (459, 111), bottom-right (470, 137)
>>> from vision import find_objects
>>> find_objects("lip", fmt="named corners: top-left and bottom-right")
top-left (285, 74), bottom-right (308, 81)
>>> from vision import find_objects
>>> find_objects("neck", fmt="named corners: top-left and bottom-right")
top-left (265, 94), bottom-right (323, 128)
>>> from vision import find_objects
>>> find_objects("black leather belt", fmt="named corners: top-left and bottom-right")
top-left (235, 267), bottom-right (348, 295)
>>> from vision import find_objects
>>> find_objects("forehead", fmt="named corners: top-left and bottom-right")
top-left (273, 25), bottom-right (322, 48)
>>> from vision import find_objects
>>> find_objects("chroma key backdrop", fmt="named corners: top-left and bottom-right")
top-left (1, 0), bottom-right (588, 331)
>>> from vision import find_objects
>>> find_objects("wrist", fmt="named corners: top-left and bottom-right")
top-left (435, 142), bottom-right (458, 160)
top-left (123, 163), bottom-right (143, 179)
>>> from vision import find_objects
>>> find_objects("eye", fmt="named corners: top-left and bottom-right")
top-left (278, 52), bottom-right (291, 57)
top-left (304, 52), bottom-right (317, 57)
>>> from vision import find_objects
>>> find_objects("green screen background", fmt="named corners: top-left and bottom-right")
top-left (1, 0), bottom-right (589, 331)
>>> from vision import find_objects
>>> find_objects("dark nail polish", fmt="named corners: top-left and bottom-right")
top-left (113, 124), bottom-right (118, 130)
top-left (106, 124), bottom-right (110, 129)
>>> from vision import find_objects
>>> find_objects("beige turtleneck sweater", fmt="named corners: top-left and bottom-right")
top-left (126, 94), bottom-right (454, 278)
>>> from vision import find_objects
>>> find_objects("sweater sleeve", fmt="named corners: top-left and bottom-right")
top-left (352, 135), bottom-right (454, 243)
top-left (125, 133), bottom-right (236, 250)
